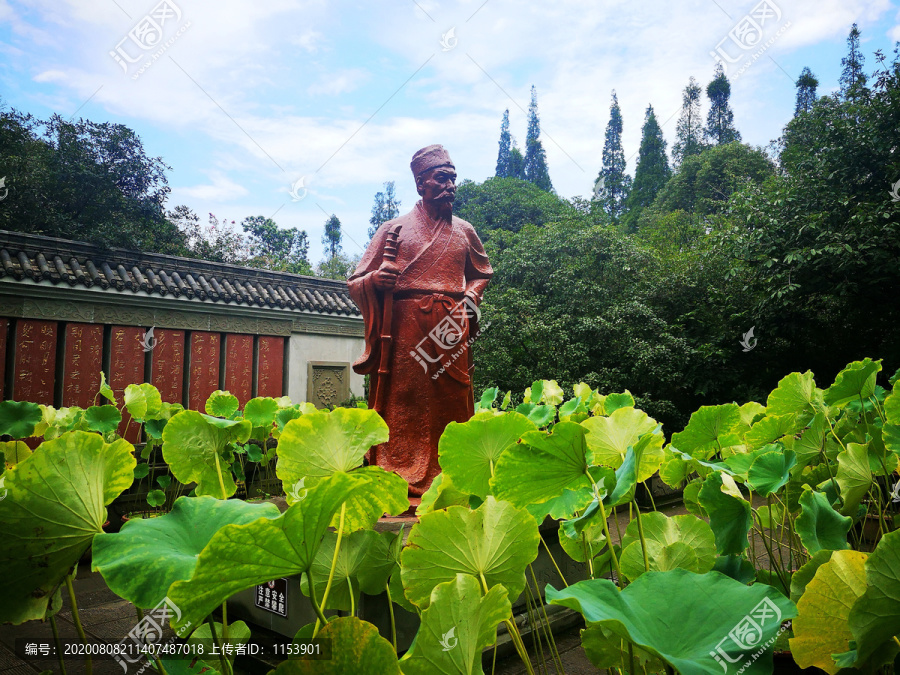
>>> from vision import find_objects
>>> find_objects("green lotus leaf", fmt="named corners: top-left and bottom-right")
top-left (276, 408), bottom-right (388, 482)
top-left (477, 387), bottom-right (499, 410)
top-left (417, 473), bottom-right (470, 516)
top-left (793, 412), bottom-right (829, 466)
top-left (244, 397), bottom-right (280, 427)
top-left (527, 380), bottom-right (544, 404)
top-left (790, 550), bottom-right (833, 603)
top-left (0, 431), bottom-right (135, 623)
top-left (204, 390), bottom-right (239, 418)
top-left (123, 383), bottom-right (163, 422)
top-left (356, 530), bottom-right (401, 596)
top-left (438, 411), bottom-right (536, 499)
top-left (698, 473), bottom-right (751, 555)
top-left (796, 488), bottom-right (851, 555)
top-left (618, 512), bottom-right (717, 581)
top-left (188, 620), bottom-right (250, 665)
top-left (99, 371), bottom-right (116, 404)
top-left (500, 390), bottom-right (512, 410)
top-left (721, 445), bottom-right (774, 481)
top-left (712, 555), bottom-right (756, 584)
top-left (548, 570), bottom-right (797, 675)
top-left (402, 574), bottom-right (511, 675)
top-left (321, 466), bottom-right (408, 533)
top-left (671, 448), bottom-right (734, 476)
top-left (526, 484), bottom-right (598, 524)
top-left (670, 404), bottom-right (742, 460)
top-left (744, 415), bottom-right (802, 451)
top-left (162, 411), bottom-right (251, 499)
top-left (848, 529), bottom-right (900, 665)
top-left (766, 370), bottom-right (818, 419)
top-left (659, 455), bottom-right (690, 488)
top-left (540, 380), bottom-right (564, 406)
top-left (1, 440), bottom-right (31, 469)
top-left (790, 549), bottom-right (868, 674)
top-left (83, 405), bottom-right (122, 434)
top-left (146, 489), bottom-right (166, 507)
top-left (739, 401), bottom-right (766, 427)
top-left (168, 471), bottom-right (364, 630)
top-left (0, 400), bottom-right (43, 438)
top-left (559, 396), bottom-right (589, 421)
top-left (158, 656), bottom-right (221, 675)
top-left (400, 496), bottom-right (539, 609)
top-left (682, 479), bottom-right (706, 518)
top-left (559, 517), bottom-right (607, 563)
top-left (92, 496), bottom-right (280, 609)
top-left (305, 529), bottom-right (379, 611)
top-left (582, 407), bottom-right (664, 481)
top-left (747, 449), bottom-right (796, 497)
top-left (491, 422), bottom-right (598, 511)
top-left (823, 358), bottom-right (882, 408)
top-left (272, 616), bottom-right (400, 674)
top-left (514, 402), bottom-right (556, 427)
top-left (603, 391), bottom-right (635, 415)
top-left (835, 442), bottom-right (872, 515)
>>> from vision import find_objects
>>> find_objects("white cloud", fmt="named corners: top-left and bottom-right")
top-left (307, 68), bottom-right (368, 96)
top-left (175, 172), bottom-right (249, 202)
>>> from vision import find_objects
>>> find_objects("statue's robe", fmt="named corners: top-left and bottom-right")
top-left (348, 201), bottom-right (492, 495)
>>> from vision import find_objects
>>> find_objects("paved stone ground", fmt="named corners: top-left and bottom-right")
top-left (0, 495), bottom-right (803, 675)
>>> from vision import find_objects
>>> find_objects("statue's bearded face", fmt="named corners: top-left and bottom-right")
top-left (416, 166), bottom-right (457, 205)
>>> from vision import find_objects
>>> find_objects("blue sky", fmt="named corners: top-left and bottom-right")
top-left (1, 0), bottom-right (899, 262)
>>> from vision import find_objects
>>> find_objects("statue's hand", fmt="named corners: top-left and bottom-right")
top-left (373, 268), bottom-right (399, 291)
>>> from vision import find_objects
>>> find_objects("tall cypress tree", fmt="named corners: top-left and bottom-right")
top-left (368, 182), bottom-right (401, 240)
top-left (794, 67), bottom-right (819, 115)
top-left (595, 91), bottom-right (631, 219)
top-left (524, 86), bottom-right (553, 192)
top-left (495, 109), bottom-right (511, 178)
top-left (623, 104), bottom-right (671, 230)
top-left (508, 139), bottom-right (526, 180)
top-left (705, 64), bottom-right (741, 145)
top-left (322, 214), bottom-right (342, 258)
top-left (839, 23), bottom-right (868, 100)
top-left (672, 77), bottom-right (705, 168)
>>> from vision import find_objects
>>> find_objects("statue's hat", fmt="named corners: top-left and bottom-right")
top-left (410, 144), bottom-right (455, 177)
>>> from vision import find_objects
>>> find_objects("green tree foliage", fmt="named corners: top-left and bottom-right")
top-left (169, 208), bottom-right (247, 263)
top-left (368, 181), bottom-right (401, 240)
top-left (322, 214), bottom-right (342, 259)
top-left (524, 86), bottom-right (553, 192)
top-left (595, 91), bottom-right (632, 220)
top-left (508, 141), bottom-right (526, 180)
top-left (495, 109), bottom-right (512, 178)
top-left (839, 23), bottom-right (868, 100)
top-left (0, 107), bottom-right (186, 254)
top-left (241, 215), bottom-right (312, 275)
top-left (454, 177), bottom-right (574, 244)
top-left (672, 77), bottom-right (705, 168)
top-left (721, 46), bottom-right (900, 377)
top-left (622, 105), bottom-right (670, 231)
top-left (705, 64), bottom-right (741, 145)
top-left (315, 253), bottom-right (357, 280)
top-left (795, 67), bottom-right (819, 115)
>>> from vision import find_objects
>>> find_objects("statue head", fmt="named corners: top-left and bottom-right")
top-left (411, 144), bottom-right (457, 206)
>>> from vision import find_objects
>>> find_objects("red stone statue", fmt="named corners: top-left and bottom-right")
top-left (348, 145), bottom-right (493, 495)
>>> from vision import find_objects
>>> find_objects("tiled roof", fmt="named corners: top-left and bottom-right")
top-left (0, 230), bottom-right (360, 316)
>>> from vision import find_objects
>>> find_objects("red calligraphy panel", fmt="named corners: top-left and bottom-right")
top-left (257, 336), bottom-right (284, 399)
top-left (0, 318), bottom-right (8, 400)
top-left (110, 325), bottom-right (146, 442)
top-left (12, 320), bottom-right (57, 405)
top-left (61, 323), bottom-right (103, 408)
top-left (223, 334), bottom-right (253, 406)
top-left (188, 332), bottom-right (221, 411)
top-left (150, 329), bottom-right (185, 404)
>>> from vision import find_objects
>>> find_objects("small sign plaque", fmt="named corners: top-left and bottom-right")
top-left (255, 578), bottom-right (288, 618)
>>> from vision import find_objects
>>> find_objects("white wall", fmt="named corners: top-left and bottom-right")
top-left (287, 333), bottom-right (365, 403)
